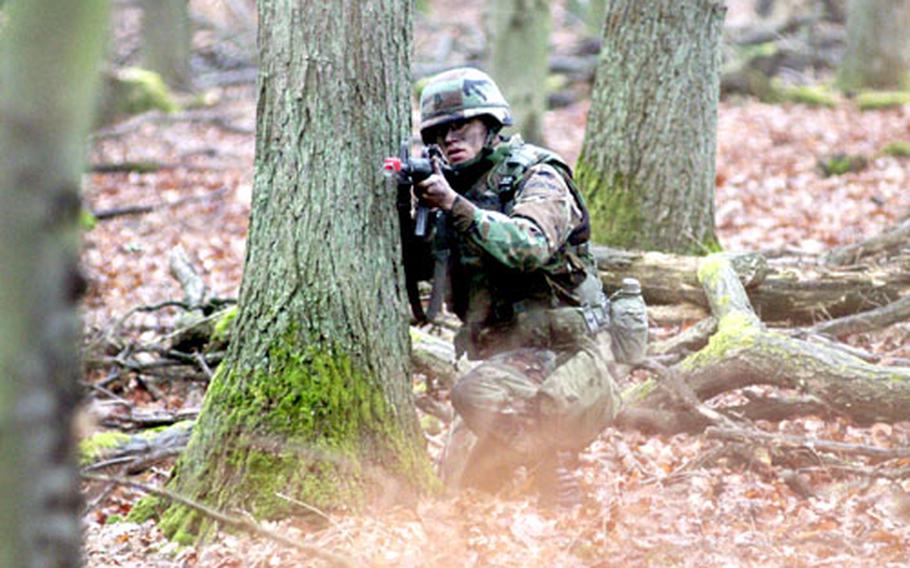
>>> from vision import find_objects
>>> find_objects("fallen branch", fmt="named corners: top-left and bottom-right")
top-left (706, 427), bottom-right (910, 462)
top-left (824, 218), bottom-right (910, 266)
top-left (593, 245), bottom-right (910, 325)
top-left (81, 473), bottom-right (357, 567)
top-left (808, 295), bottom-right (910, 338)
top-left (92, 187), bottom-right (228, 221)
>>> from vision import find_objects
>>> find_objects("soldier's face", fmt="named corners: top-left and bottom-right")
top-left (436, 117), bottom-right (488, 165)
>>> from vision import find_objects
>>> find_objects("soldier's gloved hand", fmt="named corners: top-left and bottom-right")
top-left (415, 156), bottom-right (457, 211)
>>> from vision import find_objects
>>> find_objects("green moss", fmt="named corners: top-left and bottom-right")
top-left (575, 164), bottom-right (646, 249)
top-left (211, 306), bottom-right (237, 343)
top-left (419, 414), bottom-right (443, 435)
top-left (856, 91), bottom-right (910, 111)
top-left (681, 312), bottom-right (760, 371)
top-left (158, 329), bottom-right (436, 543)
top-left (114, 67), bottom-right (179, 116)
top-left (78, 431), bottom-right (131, 465)
top-left (80, 208), bottom-right (97, 231)
top-left (882, 141), bottom-right (910, 158)
top-left (126, 495), bottom-right (166, 523)
top-left (818, 153), bottom-right (868, 177)
top-left (576, 158), bottom-right (720, 254)
top-left (775, 83), bottom-right (839, 108)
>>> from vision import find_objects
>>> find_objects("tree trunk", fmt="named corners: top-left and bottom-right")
top-left (488, 0), bottom-right (550, 145)
top-left (0, 1), bottom-right (109, 565)
top-left (157, 0), bottom-right (433, 543)
top-left (593, 246), bottom-right (910, 325)
top-left (838, 0), bottom-right (910, 91)
top-left (576, 0), bottom-right (724, 253)
top-left (141, 0), bottom-right (192, 90)
top-left (566, 0), bottom-right (607, 35)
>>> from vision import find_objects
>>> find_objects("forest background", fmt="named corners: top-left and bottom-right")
top-left (4, 0), bottom-right (910, 565)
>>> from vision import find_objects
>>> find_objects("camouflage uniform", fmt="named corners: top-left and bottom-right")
top-left (416, 68), bottom-right (627, 494)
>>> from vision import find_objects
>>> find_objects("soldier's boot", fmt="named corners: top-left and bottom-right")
top-left (536, 450), bottom-right (582, 510)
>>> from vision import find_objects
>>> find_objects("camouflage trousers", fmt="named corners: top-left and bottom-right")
top-left (439, 331), bottom-right (621, 492)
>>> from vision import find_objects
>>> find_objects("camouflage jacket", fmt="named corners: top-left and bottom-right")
top-left (442, 136), bottom-right (603, 357)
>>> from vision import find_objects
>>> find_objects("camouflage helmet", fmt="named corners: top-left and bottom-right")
top-left (419, 67), bottom-right (512, 143)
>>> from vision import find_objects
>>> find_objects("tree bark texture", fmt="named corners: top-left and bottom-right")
top-left (838, 0), bottom-right (910, 90)
top-left (0, 1), bottom-right (109, 565)
top-left (576, 0), bottom-right (725, 254)
top-left (593, 246), bottom-right (910, 325)
top-left (141, 0), bottom-right (192, 90)
top-left (488, 0), bottom-right (550, 145)
top-left (158, 0), bottom-right (433, 543)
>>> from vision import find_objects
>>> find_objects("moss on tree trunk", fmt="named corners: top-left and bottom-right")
top-left (576, 0), bottom-right (724, 254)
top-left (156, 0), bottom-right (434, 543)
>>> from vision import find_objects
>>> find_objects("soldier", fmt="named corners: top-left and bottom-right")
top-left (411, 68), bottom-right (645, 507)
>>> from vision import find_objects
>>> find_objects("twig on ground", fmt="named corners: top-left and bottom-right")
top-left (81, 473), bottom-right (358, 568)
top-left (706, 427), bottom-right (910, 461)
top-left (92, 187), bottom-right (229, 222)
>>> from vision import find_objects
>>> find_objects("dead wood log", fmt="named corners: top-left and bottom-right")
top-left (593, 245), bottom-right (910, 325)
top-left (706, 426), bottom-right (910, 462)
top-left (80, 419), bottom-right (194, 474)
top-left (619, 254), bottom-right (910, 432)
top-left (824, 218), bottom-right (910, 266)
top-left (807, 295), bottom-right (910, 337)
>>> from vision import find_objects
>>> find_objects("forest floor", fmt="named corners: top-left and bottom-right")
top-left (80, 1), bottom-right (910, 567)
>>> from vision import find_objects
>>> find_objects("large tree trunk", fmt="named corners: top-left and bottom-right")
top-left (838, 0), bottom-right (910, 90)
top-left (141, 0), bottom-right (192, 90)
top-left (157, 0), bottom-right (432, 543)
top-left (488, 0), bottom-right (550, 145)
top-left (576, 0), bottom-right (724, 253)
top-left (0, 0), bottom-right (109, 564)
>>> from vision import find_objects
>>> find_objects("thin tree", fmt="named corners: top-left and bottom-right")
top-left (155, 0), bottom-right (433, 542)
top-left (141, 0), bottom-right (192, 90)
top-left (576, 0), bottom-right (725, 254)
top-left (488, 0), bottom-right (551, 145)
top-left (838, 0), bottom-right (910, 91)
top-left (0, 0), bottom-right (109, 564)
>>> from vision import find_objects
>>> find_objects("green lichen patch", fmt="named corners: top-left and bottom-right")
top-left (111, 67), bottom-right (180, 117)
top-left (126, 495), bottom-right (167, 524)
top-left (78, 431), bottom-right (131, 465)
top-left (882, 141), bottom-right (910, 158)
top-left (211, 305), bottom-right (237, 343)
top-left (817, 153), bottom-right (868, 177)
top-left (856, 91), bottom-right (910, 111)
top-left (80, 207), bottom-right (97, 231)
top-left (576, 159), bottom-right (720, 254)
top-left (680, 311), bottom-right (760, 372)
top-left (774, 83), bottom-right (839, 108)
top-left (575, 164), bottom-right (646, 249)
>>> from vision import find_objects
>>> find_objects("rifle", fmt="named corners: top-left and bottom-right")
top-left (383, 143), bottom-right (452, 323)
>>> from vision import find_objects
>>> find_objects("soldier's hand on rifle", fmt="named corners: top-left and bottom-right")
top-left (415, 157), bottom-right (457, 211)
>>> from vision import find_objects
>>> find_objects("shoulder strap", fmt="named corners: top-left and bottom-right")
top-left (490, 141), bottom-right (592, 245)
